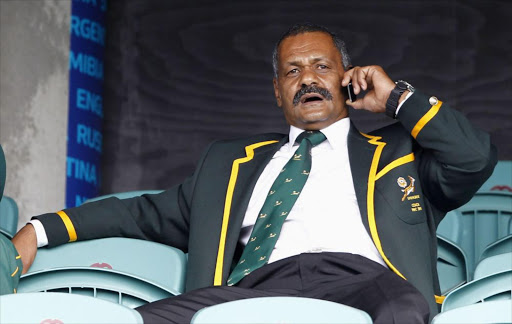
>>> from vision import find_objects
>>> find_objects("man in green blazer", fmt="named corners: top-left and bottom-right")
top-left (12, 24), bottom-right (496, 323)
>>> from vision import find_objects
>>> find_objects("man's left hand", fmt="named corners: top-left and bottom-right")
top-left (341, 65), bottom-right (406, 113)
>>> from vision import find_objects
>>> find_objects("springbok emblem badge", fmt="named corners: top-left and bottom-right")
top-left (397, 176), bottom-right (415, 201)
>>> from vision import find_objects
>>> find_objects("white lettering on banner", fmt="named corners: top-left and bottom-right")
top-left (66, 157), bottom-right (98, 185)
top-left (76, 88), bottom-right (103, 117)
top-left (70, 15), bottom-right (105, 45)
top-left (77, 124), bottom-right (102, 153)
top-left (69, 51), bottom-right (104, 80)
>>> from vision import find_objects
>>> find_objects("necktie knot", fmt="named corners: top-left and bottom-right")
top-left (296, 131), bottom-right (327, 147)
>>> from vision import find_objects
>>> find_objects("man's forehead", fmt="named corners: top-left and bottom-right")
top-left (278, 32), bottom-right (341, 64)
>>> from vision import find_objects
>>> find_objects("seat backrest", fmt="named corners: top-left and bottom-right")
top-left (437, 236), bottom-right (468, 294)
top-left (191, 297), bottom-right (373, 324)
top-left (480, 234), bottom-right (512, 261)
top-left (441, 270), bottom-right (512, 312)
top-left (84, 190), bottom-right (164, 204)
top-left (432, 300), bottom-right (512, 324)
top-left (25, 237), bottom-right (187, 297)
top-left (478, 160), bottom-right (512, 192)
top-left (0, 196), bottom-right (18, 238)
top-left (0, 292), bottom-right (143, 323)
top-left (473, 252), bottom-right (512, 280)
top-left (18, 267), bottom-right (174, 308)
top-left (437, 191), bottom-right (512, 279)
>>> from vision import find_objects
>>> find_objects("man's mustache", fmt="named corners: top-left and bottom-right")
top-left (293, 85), bottom-right (333, 106)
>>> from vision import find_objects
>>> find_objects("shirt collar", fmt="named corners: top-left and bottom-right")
top-left (287, 117), bottom-right (351, 151)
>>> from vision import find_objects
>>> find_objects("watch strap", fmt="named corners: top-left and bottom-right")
top-left (385, 86), bottom-right (405, 119)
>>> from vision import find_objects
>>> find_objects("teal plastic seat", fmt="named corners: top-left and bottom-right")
top-left (26, 237), bottom-right (186, 295)
top-left (477, 160), bottom-right (512, 192)
top-left (437, 191), bottom-right (512, 279)
top-left (191, 297), bottom-right (373, 324)
top-left (432, 300), bottom-right (512, 324)
top-left (21, 237), bottom-right (187, 307)
top-left (441, 270), bottom-right (512, 312)
top-left (437, 236), bottom-right (468, 294)
top-left (84, 190), bottom-right (164, 204)
top-left (18, 267), bottom-right (174, 308)
top-left (0, 196), bottom-right (18, 238)
top-left (0, 292), bottom-right (143, 323)
top-left (474, 252), bottom-right (512, 280)
top-left (480, 234), bottom-right (512, 260)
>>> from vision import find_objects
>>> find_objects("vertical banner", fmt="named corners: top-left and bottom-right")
top-left (66, 0), bottom-right (107, 207)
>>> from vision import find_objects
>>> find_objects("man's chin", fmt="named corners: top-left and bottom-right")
top-left (296, 112), bottom-right (348, 130)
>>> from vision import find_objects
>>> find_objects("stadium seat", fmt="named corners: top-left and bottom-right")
top-left (473, 252), bottom-right (512, 280)
top-left (84, 190), bottom-right (164, 204)
top-left (26, 237), bottom-right (186, 294)
top-left (437, 236), bottom-right (468, 294)
top-left (479, 234), bottom-right (512, 260)
top-left (441, 270), bottom-right (512, 312)
top-left (191, 297), bottom-right (373, 324)
top-left (437, 191), bottom-right (512, 279)
top-left (18, 267), bottom-right (174, 308)
top-left (431, 300), bottom-right (512, 324)
top-left (20, 237), bottom-right (187, 308)
top-left (0, 196), bottom-right (18, 239)
top-left (478, 160), bottom-right (512, 192)
top-left (0, 292), bottom-right (143, 323)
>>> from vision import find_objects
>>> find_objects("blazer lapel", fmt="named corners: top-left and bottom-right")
top-left (227, 138), bottom-right (286, 236)
top-left (348, 123), bottom-right (376, 234)
top-left (214, 136), bottom-right (286, 285)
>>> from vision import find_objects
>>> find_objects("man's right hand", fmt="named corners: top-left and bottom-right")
top-left (12, 224), bottom-right (38, 274)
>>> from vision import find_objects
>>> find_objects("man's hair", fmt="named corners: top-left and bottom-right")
top-left (272, 23), bottom-right (352, 79)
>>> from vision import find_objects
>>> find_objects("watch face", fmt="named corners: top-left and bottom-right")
top-left (396, 81), bottom-right (408, 90)
top-left (396, 80), bottom-right (414, 92)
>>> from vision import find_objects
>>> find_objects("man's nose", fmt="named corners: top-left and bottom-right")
top-left (300, 68), bottom-right (318, 87)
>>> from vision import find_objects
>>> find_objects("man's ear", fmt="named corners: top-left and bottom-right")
top-left (273, 78), bottom-right (282, 107)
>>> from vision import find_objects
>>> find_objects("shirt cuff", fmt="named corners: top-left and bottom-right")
top-left (395, 91), bottom-right (414, 116)
top-left (28, 219), bottom-right (49, 248)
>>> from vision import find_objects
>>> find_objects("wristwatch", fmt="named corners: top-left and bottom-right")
top-left (385, 80), bottom-right (415, 119)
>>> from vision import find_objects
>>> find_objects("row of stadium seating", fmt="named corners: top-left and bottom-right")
top-left (0, 161), bottom-right (511, 323)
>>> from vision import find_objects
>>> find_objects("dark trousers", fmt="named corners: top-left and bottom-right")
top-left (137, 253), bottom-right (430, 324)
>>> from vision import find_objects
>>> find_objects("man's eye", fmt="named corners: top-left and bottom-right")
top-left (318, 64), bottom-right (328, 69)
top-left (287, 68), bottom-right (299, 75)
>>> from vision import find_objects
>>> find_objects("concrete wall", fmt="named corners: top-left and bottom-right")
top-left (0, 0), bottom-right (70, 229)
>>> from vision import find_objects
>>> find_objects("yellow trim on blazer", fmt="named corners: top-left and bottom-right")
top-left (57, 210), bottom-right (77, 242)
top-left (435, 295), bottom-right (445, 304)
top-left (411, 101), bottom-right (443, 139)
top-left (375, 153), bottom-right (415, 181)
top-left (10, 266), bottom-right (19, 277)
top-left (360, 132), bottom-right (407, 280)
top-left (214, 140), bottom-right (279, 286)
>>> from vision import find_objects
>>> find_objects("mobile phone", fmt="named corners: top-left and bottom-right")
top-left (343, 82), bottom-right (356, 102)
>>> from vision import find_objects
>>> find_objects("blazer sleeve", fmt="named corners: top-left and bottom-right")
top-left (397, 91), bottom-right (497, 213)
top-left (32, 142), bottom-right (215, 251)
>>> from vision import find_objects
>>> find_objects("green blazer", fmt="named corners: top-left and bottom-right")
top-left (35, 91), bottom-right (496, 316)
